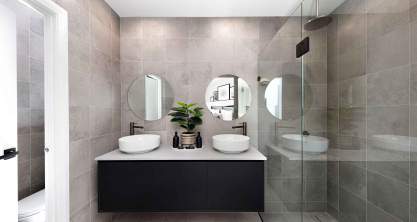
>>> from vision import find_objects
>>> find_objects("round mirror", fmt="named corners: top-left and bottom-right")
top-left (205, 75), bottom-right (252, 121)
top-left (264, 75), bottom-right (312, 120)
top-left (128, 74), bottom-right (174, 121)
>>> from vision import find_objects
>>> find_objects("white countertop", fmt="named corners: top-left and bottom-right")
top-left (267, 144), bottom-right (327, 161)
top-left (95, 145), bottom-right (267, 161)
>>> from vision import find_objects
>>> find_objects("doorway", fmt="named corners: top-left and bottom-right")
top-left (0, 0), bottom-right (69, 221)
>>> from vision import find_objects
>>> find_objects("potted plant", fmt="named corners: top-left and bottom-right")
top-left (169, 102), bottom-right (203, 146)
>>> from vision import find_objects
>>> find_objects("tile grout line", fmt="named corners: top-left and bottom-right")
top-left (364, 0), bottom-right (369, 220)
top-left (409, 3), bottom-right (412, 221)
top-left (28, 14), bottom-right (33, 195)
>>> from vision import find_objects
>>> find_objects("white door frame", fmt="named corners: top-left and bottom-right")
top-left (18, 0), bottom-right (69, 221)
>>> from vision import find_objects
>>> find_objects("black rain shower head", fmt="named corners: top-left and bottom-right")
top-left (304, 16), bottom-right (332, 31)
top-left (303, 0), bottom-right (333, 31)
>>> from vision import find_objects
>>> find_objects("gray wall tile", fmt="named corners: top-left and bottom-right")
top-left (70, 172), bottom-right (91, 215)
top-left (120, 18), bottom-right (141, 39)
top-left (51, 0), bottom-right (121, 219)
top-left (327, 181), bottom-right (339, 210)
top-left (366, 0), bottom-right (410, 40)
top-left (367, 171), bottom-right (409, 222)
top-left (367, 106), bottom-right (409, 137)
top-left (121, 38), bottom-right (141, 61)
top-left (18, 81), bottom-right (30, 108)
top-left (412, 65), bottom-right (417, 105)
top-left (120, 18), bottom-right (262, 150)
top-left (339, 188), bottom-right (366, 222)
top-left (366, 24), bottom-right (409, 73)
top-left (327, 1), bottom-right (415, 221)
top-left (366, 202), bottom-right (403, 222)
top-left (70, 139), bottom-right (91, 180)
top-left (367, 65), bottom-right (410, 106)
top-left (70, 106), bottom-right (90, 141)
top-left (411, 187), bottom-right (417, 222)
top-left (70, 204), bottom-right (91, 222)
top-left (339, 162), bottom-right (366, 197)
top-left (29, 32), bottom-right (43, 61)
top-left (15, 6), bottom-right (46, 200)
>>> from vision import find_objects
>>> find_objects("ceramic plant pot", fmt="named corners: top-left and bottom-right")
top-left (181, 132), bottom-right (196, 145)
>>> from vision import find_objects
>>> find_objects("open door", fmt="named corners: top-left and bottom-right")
top-left (0, 2), bottom-right (18, 221)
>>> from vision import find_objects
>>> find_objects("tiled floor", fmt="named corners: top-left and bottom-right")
top-left (260, 212), bottom-right (338, 222)
top-left (111, 212), bottom-right (337, 222)
top-left (112, 212), bottom-right (262, 222)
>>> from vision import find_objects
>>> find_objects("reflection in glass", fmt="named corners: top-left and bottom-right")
top-left (205, 75), bottom-right (251, 121)
top-left (264, 75), bottom-right (312, 120)
top-left (264, 78), bottom-right (283, 119)
top-left (128, 74), bottom-right (174, 121)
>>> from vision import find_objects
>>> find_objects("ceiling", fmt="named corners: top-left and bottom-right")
top-left (105, 0), bottom-right (346, 18)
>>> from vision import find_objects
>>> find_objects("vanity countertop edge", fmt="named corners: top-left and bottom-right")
top-left (95, 145), bottom-right (267, 161)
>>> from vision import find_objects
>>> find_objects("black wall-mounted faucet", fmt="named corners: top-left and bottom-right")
top-left (130, 122), bottom-right (144, 135)
top-left (232, 122), bottom-right (247, 136)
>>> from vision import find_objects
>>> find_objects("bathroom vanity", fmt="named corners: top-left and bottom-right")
top-left (95, 145), bottom-right (266, 212)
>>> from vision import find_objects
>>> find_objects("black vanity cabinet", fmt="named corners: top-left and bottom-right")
top-left (97, 160), bottom-right (264, 212)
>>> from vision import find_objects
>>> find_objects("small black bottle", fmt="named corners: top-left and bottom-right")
top-left (196, 132), bottom-right (202, 148)
top-left (173, 131), bottom-right (179, 148)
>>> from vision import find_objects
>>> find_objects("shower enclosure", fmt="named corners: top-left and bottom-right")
top-left (259, 0), bottom-right (417, 221)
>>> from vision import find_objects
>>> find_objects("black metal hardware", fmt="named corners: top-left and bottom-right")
top-left (0, 148), bottom-right (18, 160)
top-left (130, 122), bottom-right (144, 135)
top-left (296, 37), bottom-right (310, 58)
top-left (232, 122), bottom-right (247, 136)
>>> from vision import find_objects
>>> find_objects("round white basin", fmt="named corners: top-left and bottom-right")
top-left (212, 134), bottom-right (250, 153)
top-left (281, 134), bottom-right (328, 153)
top-left (119, 134), bottom-right (160, 154)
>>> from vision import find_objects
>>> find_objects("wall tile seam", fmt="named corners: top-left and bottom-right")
top-left (70, 185), bottom-right (91, 216)
top-left (334, 10), bottom-right (342, 219)
top-left (366, 198), bottom-right (405, 222)
top-left (408, 15), bottom-right (413, 222)
top-left (69, 200), bottom-right (91, 220)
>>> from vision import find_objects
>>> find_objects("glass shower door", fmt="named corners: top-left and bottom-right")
top-left (258, 3), bottom-right (304, 222)
top-left (300, 0), bottom-right (335, 221)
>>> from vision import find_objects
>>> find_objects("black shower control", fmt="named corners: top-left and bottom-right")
top-left (296, 37), bottom-right (310, 58)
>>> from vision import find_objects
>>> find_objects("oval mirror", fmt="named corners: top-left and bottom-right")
top-left (264, 75), bottom-right (312, 120)
top-left (205, 75), bottom-right (252, 121)
top-left (128, 74), bottom-right (174, 121)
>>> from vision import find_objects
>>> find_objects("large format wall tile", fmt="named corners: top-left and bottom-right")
top-left (367, 171), bottom-right (409, 222)
top-left (367, 65), bottom-right (410, 106)
top-left (14, 6), bottom-right (46, 200)
top-left (367, 106), bottom-right (409, 137)
top-left (70, 139), bottom-right (90, 182)
top-left (339, 162), bottom-right (366, 198)
top-left (327, 0), bottom-right (416, 221)
top-left (339, 188), bottom-right (366, 222)
top-left (411, 187), bottom-right (417, 222)
top-left (412, 65), bottom-right (417, 105)
top-left (366, 0), bottom-right (410, 40)
top-left (120, 18), bottom-right (264, 148)
top-left (366, 202), bottom-right (403, 222)
top-left (70, 172), bottom-right (91, 216)
top-left (366, 24), bottom-right (409, 74)
top-left (54, 0), bottom-right (121, 221)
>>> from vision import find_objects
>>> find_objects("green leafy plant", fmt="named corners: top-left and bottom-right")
top-left (169, 102), bottom-right (203, 132)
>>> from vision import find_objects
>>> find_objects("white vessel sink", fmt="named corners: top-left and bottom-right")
top-left (281, 134), bottom-right (328, 153)
top-left (212, 134), bottom-right (250, 153)
top-left (119, 134), bottom-right (160, 154)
